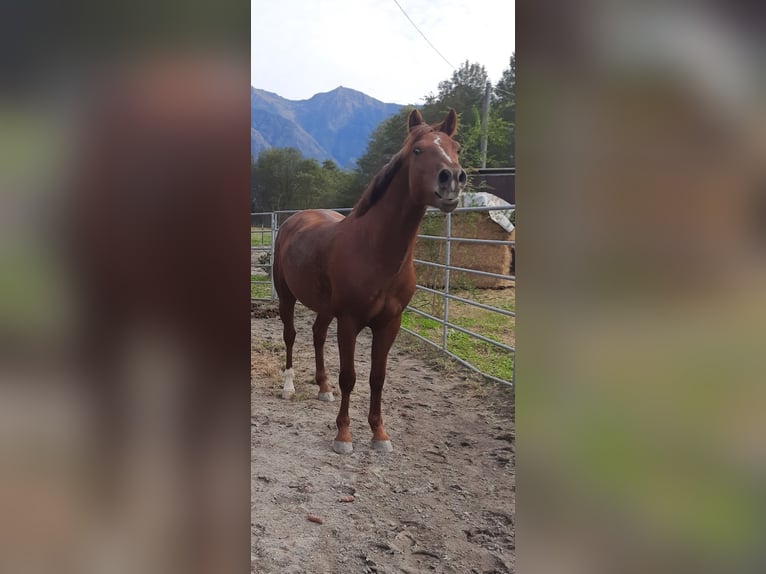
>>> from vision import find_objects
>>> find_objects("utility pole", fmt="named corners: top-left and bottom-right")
top-left (480, 81), bottom-right (491, 169)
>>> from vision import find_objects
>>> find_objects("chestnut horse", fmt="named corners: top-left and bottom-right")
top-left (273, 108), bottom-right (466, 454)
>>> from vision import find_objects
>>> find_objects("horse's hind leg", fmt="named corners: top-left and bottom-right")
top-left (312, 313), bottom-right (334, 402)
top-left (367, 316), bottom-right (401, 453)
top-left (278, 293), bottom-right (297, 399)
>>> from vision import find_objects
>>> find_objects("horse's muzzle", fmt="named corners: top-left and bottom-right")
top-left (437, 168), bottom-right (466, 197)
top-left (436, 197), bottom-right (460, 213)
top-left (435, 167), bottom-right (466, 211)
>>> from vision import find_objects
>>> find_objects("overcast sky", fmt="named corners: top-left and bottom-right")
top-left (251, 0), bottom-right (515, 104)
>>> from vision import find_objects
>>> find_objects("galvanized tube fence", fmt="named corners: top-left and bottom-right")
top-left (251, 205), bottom-right (515, 386)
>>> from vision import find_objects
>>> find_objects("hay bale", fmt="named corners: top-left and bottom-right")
top-left (414, 212), bottom-right (514, 289)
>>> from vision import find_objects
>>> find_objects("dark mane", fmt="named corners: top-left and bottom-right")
top-left (351, 124), bottom-right (434, 218)
top-left (352, 152), bottom-right (403, 217)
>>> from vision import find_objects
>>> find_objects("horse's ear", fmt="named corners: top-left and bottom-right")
top-left (439, 108), bottom-right (458, 136)
top-left (408, 109), bottom-right (424, 132)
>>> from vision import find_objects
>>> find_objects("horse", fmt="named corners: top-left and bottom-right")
top-left (273, 108), bottom-right (467, 454)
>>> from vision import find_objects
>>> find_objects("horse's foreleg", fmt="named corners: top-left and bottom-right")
top-left (333, 317), bottom-right (359, 454)
top-left (279, 295), bottom-right (297, 399)
top-left (368, 316), bottom-right (401, 453)
top-left (312, 313), bottom-right (334, 401)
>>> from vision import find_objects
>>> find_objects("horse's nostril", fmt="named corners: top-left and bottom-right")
top-left (458, 169), bottom-right (467, 185)
top-left (438, 169), bottom-right (451, 184)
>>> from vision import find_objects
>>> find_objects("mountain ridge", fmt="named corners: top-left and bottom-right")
top-left (251, 86), bottom-right (404, 169)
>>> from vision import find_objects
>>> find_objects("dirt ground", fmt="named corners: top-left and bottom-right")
top-left (251, 302), bottom-right (515, 574)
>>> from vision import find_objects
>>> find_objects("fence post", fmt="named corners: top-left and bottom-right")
top-left (511, 353), bottom-right (515, 387)
top-left (270, 212), bottom-right (277, 301)
top-left (441, 211), bottom-right (452, 351)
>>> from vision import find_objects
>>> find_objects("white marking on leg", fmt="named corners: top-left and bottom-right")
top-left (433, 135), bottom-right (453, 165)
top-left (281, 368), bottom-right (295, 399)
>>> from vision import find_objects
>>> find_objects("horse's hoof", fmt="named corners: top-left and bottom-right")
top-left (317, 391), bottom-right (335, 402)
top-left (281, 368), bottom-right (295, 399)
top-left (332, 440), bottom-right (354, 454)
top-left (371, 440), bottom-right (393, 453)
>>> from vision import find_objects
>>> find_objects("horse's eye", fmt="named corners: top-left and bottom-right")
top-left (413, 148), bottom-right (421, 156)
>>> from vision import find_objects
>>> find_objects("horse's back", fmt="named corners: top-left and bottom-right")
top-left (279, 209), bottom-right (344, 235)
top-left (275, 209), bottom-right (344, 256)
top-left (274, 209), bottom-right (344, 313)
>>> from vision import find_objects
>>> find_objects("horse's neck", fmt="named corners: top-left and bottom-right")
top-left (356, 170), bottom-right (425, 274)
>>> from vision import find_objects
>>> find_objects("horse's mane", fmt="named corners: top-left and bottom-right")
top-left (352, 152), bottom-right (403, 217)
top-left (352, 124), bottom-right (435, 218)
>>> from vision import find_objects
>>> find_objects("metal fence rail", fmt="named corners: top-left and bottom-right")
top-left (251, 204), bottom-right (515, 387)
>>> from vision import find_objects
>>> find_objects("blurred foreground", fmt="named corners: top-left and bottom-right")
top-left (0, 3), bottom-right (249, 573)
top-left (518, 1), bottom-right (766, 573)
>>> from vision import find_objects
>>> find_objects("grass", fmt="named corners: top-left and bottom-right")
top-left (400, 312), bottom-right (441, 342)
top-left (401, 286), bottom-right (515, 383)
top-left (251, 227), bottom-right (272, 247)
top-left (251, 227), bottom-right (273, 299)
top-left (251, 281), bottom-right (272, 300)
top-left (446, 328), bottom-right (514, 382)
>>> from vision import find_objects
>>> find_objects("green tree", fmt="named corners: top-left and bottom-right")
top-left (252, 147), bottom-right (300, 211)
top-left (321, 159), bottom-right (359, 208)
top-left (419, 60), bottom-right (516, 169)
top-left (354, 107), bottom-right (414, 185)
top-left (495, 53), bottom-right (515, 115)
top-left (292, 157), bottom-right (324, 209)
top-left (251, 147), bottom-right (357, 211)
top-left (425, 60), bottom-right (489, 120)
top-left (494, 53), bottom-right (515, 166)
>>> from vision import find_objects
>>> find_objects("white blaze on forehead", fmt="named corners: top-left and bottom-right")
top-left (433, 135), bottom-right (454, 165)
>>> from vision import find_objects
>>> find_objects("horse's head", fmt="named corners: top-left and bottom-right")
top-left (405, 108), bottom-right (467, 213)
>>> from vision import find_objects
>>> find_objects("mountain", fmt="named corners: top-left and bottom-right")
top-left (251, 86), bottom-right (403, 169)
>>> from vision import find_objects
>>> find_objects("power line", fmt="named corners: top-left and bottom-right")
top-left (392, 0), bottom-right (455, 71)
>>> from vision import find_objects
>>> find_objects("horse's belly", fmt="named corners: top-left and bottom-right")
top-left (284, 267), bottom-right (331, 313)
top-left (333, 288), bottom-right (407, 328)
top-left (276, 210), bottom-right (341, 314)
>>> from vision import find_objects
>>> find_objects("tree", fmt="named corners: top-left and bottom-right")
top-left (251, 147), bottom-right (357, 211)
top-left (353, 107), bottom-right (412, 184)
top-left (252, 148), bottom-right (301, 211)
top-left (420, 60), bottom-right (516, 169)
top-left (322, 159), bottom-right (363, 208)
top-left (494, 53), bottom-right (515, 166)
top-left (495, 53), bottom-right (515, 113)
top-left (426, 60), bottom-right (489, 120)
top-left (458, 106), bottom-right (512, 169)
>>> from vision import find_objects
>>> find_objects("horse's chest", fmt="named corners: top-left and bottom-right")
top-left (332, 262), bottom-right (414, 322)
top-left (363, 281), bottom-right (413, 322)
